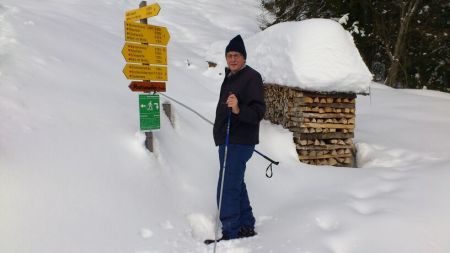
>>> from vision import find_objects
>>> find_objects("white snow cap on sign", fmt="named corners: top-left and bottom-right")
top-left (247, 19), bottom-right (372, 93)
top-left (208, 19), bottom-right (372, 93)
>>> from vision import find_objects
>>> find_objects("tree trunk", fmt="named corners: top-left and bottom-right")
top-left (385, 0), bottom-right (421, 87)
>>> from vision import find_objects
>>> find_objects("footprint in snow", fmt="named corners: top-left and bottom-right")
top-left (378, 171), bottom-right (409, 181)
top-left (347, 179), bottom-right (399, 215)
top-left (160, 220), bottom-right (174, 230)
top-left (347, 200), bottom-right (381, 215)
top-left (140, 228), bottom-right (153, 239)
top-left (349, 181), bottom-right (400, 200)
top-left (314, 212), bottom-right (340, 232)
top-left (186, 213), bottom-right (214, 240)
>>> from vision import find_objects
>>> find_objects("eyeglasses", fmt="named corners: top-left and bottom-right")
top-left (226, 53), bottom-right (243, 60)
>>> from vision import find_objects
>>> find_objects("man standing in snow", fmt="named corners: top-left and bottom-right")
top-left (212, 35), bottom-right (266, 241)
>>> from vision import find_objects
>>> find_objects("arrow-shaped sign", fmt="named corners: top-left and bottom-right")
top-left (129, 81), bottom-right (166, 92)
top-left (125, 3), bottom-right (161, 22)
top-left (125, 21), bottom-right (170, 46)
top-left (123, 64), bottom-right (168, 81)
top-left (122, 42), bottom-right (167, 65)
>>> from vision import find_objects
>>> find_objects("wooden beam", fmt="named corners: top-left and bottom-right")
top-left (296, 144), bottom-right (354, 150)
top-left (301, 102), bottom-right (355, 108)
top-left (299, 153), bottom-right (352, 160)
top-left (301, 123), bottom-right (355, 129)
top-left (302, 112), bottom-right (355, 119)
top-left (302, 91), bottom-right (356, 99)
top-left (293, 132), bottom-right (354, 140)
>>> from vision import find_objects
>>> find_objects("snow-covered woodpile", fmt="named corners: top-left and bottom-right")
top-left (264, 84), bottom-right (356, 167)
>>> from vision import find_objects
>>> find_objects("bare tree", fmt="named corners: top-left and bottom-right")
top-left (385, 0), bottom-right (422, 87)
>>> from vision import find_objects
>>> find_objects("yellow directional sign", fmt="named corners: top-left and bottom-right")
top-left (124, 21), bottom-right (170, 46)
top-left (123, 64), bottom-right (168, 81)
top-left (122, 42), bottom-right (167, 65)
top-left (125, 3), bottom-right (161, 22)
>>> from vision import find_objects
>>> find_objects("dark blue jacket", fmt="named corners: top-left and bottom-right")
top-left (213, 65), bottom-right (266, 146)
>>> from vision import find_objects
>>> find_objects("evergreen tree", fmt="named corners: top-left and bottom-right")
top-left (260, 0), bottom-right (450, 92)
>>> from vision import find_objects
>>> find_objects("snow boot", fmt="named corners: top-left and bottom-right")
top-left (238, 227), bottom-right (257, 238)
top-left (205, 228), bottom-right (256, 245)
top-left (204, 235), bottom-right (230, 245)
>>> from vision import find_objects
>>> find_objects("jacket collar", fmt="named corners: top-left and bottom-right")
top-left (225, 65), bottom-right (247, 78)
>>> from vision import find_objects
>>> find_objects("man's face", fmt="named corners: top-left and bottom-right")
top-left (226, 51), bottom-right (245, 73)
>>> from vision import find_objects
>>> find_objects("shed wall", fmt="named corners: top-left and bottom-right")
top-left (264, 84), bottom-right (356, 166)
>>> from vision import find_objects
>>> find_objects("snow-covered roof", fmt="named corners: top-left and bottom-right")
top-left (208, 19), bottom-right (373, 94)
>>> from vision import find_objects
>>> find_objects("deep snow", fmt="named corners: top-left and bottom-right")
top-left (1, 1), bottom-right (450, 253)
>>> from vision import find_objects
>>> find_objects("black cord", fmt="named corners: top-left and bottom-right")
top-left (266, 163), bottom-right (274, 178)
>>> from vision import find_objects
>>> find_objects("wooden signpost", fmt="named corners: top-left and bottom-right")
top-left (124, 22), bottom-right (170, 45)
top-left (122, 1), bottom-right (170, 152)
top-left (123, 64), bottom-right (168, 81)
top-left (125, 3), bottom-right (161, 21)
top-left (129, 81), bottom-right (166, 92)
top-left (122, 42), bottom-right (167, 65)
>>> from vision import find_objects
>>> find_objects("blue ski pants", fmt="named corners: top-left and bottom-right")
top-left (217, 144), bottom-right (256, 238)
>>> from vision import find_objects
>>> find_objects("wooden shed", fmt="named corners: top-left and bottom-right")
top-left (264, 84), bottom-right (358, 167)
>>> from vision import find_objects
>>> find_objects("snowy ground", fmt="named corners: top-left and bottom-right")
top-left (1, 1), bottom-right (450, 253)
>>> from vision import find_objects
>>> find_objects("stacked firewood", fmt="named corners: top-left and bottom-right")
top-left (264, 84), bottom-right (356, 167)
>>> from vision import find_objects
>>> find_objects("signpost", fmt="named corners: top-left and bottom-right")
top-left (129, 81), bottom-right (166, 92)
top-left (139, 94), bottom-right (160, 131)
top-left (123, 1), bottom-right (170, 152)
top-left (124, 22), bottom-right (170, 45)
top-left (122, 42), bottom-right (167, 65)
top-left (125, 3), bottom-right (161, 22)
top-left (123, 64), bottom-right (168, 81)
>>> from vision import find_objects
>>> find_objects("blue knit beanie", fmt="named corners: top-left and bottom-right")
top-left (225, 35), bottom-right (247, 59)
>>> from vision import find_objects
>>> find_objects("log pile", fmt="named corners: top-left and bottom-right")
top-left (264, 84), bottom-right (356, 167)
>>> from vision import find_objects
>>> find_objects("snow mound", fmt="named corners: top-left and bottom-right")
top-left (208, 19), bottom-right (372, 93)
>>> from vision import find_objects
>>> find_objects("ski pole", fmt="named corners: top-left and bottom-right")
top-left (157, 92), bottom-right (280, 173)
top-left (213, 108), bottom-right (232, 253)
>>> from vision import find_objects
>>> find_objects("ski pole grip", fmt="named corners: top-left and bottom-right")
top-left (254, 150), bottom-right (279, 165)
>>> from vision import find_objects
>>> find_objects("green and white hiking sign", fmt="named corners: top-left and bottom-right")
top-left (139, 94), bottom-right (160, 131)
